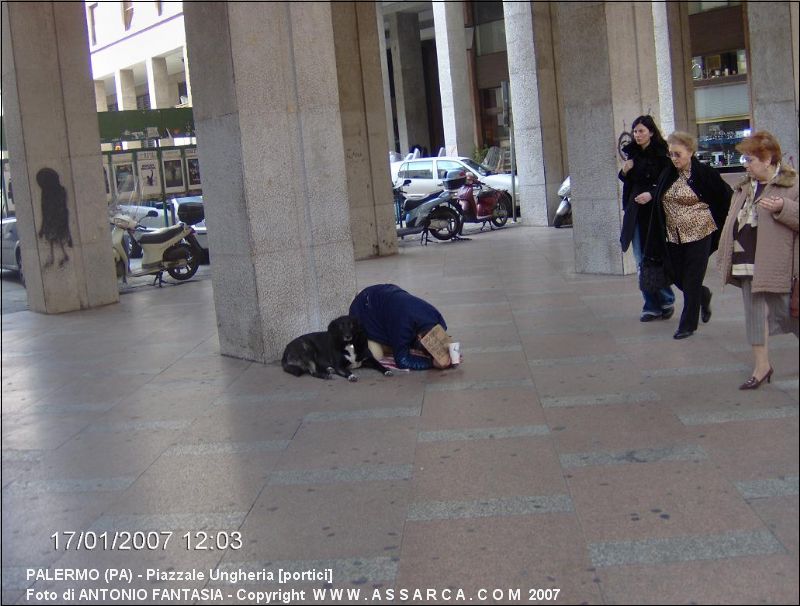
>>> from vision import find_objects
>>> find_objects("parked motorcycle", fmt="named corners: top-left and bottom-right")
top-left (111, 209), bottom-right (203, 286)
top-left (453, 170), bottom-right (511, 233)
top-left (394, 179), bottom-right (462, 244)
top-left (553, 175), bottom-right (572, 228)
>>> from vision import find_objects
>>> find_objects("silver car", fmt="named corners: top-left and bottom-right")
top-left (1, 215), bottom-right (23, 284)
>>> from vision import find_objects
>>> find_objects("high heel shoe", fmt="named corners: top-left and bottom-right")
top-left (739, 367), bottom-right (773, 390)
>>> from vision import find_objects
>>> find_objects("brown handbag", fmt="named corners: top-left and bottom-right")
top-left (791, 275), bottom-right (799, 319)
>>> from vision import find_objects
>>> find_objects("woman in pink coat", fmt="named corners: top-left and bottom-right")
top-left (717, 131), bottom-right (799, 389)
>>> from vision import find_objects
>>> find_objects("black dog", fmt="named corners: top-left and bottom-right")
top-left (281, 316), bottom-right (393, 381)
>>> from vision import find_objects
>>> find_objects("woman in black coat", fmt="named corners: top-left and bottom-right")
top-left (647, 132), bottom-right (732, 339)
top-left (618, 116), bottom-right (675, 321)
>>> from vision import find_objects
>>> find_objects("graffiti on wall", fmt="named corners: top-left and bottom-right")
top-left (36, 168), bottom-right (72, 268)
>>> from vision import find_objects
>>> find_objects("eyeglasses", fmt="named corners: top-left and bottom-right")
top-left (740, 155), bottom-right (754, 165)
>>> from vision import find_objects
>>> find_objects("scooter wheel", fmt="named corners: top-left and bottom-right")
top-left (427, 207), bottom-right (461, 241)
top-left (490, 195), bottom-right (511, 228)
top-left (166, 243), bottom-right (199, 281)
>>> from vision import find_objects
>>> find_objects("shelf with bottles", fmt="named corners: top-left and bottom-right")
top-left (692, 49), bottom-right (747, 86)
top-left (696, 118), bottom-right (750, 172)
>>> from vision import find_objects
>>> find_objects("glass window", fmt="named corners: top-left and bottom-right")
top-left (136, 94), bottom-right (151, 110)
top-left (473, 1), bottom-right (504, 25)
top-left (688, 1), bottom-right (741, 15)
top-left (437, 160), bottom-right (464, 180)
top-left (476, 20), bottom-right (506, 56)
top-left (406, 161), bottom-right (433, 179)
top-left (397, 163), bottom-right (408, 179)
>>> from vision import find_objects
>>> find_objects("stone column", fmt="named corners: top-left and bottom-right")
top-left (1, 2), bottom-right (118, 313)
top-left (94, 80), bottom-right (108, 111)
top-left (388, 12), bottom-right (430, 154)
top-left (746, 2), bottom-right (798, 159)
top-left (557, 1), bottom-right (665, 275)
top-left (376, 3), bottom-right (395, 152)
top-left (114, 68), bottom-right (137, 110)
top-left (504, 1), bottom-right (564, 225)
top-left (433, 1), bottom-right (476, 156)
top-left (332, 2), bottom-right (398, 261)
top-left (146, 55), bottom-right (171, 109)
top-left (181, 45), bottom-right (193, 105)
top-left (184, 2), bottom-right (358, 363)
top-left (652, 1), bottom-right (694, 134)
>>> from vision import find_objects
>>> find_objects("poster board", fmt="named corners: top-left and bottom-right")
top-left (136, 150), bottom-right (161, 198)
top-left (162, 149), bottom-right (185, 194)
top-left (185, 148), bottom-right (201, 189)
top-left (111, 153), bottom-right (136, 200)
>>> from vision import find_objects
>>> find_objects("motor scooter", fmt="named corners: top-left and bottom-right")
top-left (453, 170), bottom-right (511, 232)
top-left (394, 179), bottom-right (462, 244)
top-left (111, 210), bottom-right (203, 286)
top-left (553, 176), bottom-right (572, 228)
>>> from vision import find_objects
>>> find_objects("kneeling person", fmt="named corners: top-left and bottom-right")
top-left (349, 284), bottom-right (454, 370)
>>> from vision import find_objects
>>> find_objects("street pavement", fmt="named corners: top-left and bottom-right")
top-left (2, 225), bottom-right (798, 605)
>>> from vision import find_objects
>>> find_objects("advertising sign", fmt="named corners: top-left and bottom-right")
top-left (162, 149), bottom-right (185, 194)
top-left (111, 153), bottom-right (136, 200)
top-left (136, 150), bottom-right (161, 197)
top-left (185, 148), bottom-right (201, 188)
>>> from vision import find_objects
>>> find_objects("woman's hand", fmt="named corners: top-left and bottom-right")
top-left (634, 192), bottom-right (652, 205)
top-left (621, 159), bottom-right (634, 175)
top-left (758, 196), bottom-right (784, 213)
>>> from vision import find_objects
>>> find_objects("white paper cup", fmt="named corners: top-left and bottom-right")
top-left (448, 342), bottom-right (461, 365)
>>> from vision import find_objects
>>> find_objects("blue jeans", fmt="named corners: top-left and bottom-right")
top-left (632, 228), bottom-right (675, 316)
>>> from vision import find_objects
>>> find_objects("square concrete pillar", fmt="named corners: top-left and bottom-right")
top-left (146, 56), bottom-right (171, 109)
top-left (114, 68), bottom-right (137, 110)
top-left (184, 2), bottom-right (359, 363)
top-left (181, 45), bottom-right (193, 105)
top-left (557, 1), bottom-right (664, 275)
top-left (389, 12), bottom-right (431, 154)
top-left (746, 2), bottom-right (798, 158)
top-left (652, 1), bottom-right (694, 134)
top-left (433, 1), bottom-right (476, 156)
top-left (94, 79), bottom-right (108, 111)
top-left (504, 1), bottom-right (565, 226)
top-left (332, 2), bottom-right (398, 261)
top-left (1, 2), bottom-right (118, 313)
top-left (376, 3), bottom-right (396, 152)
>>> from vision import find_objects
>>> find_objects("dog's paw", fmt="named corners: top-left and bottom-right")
top-left (384, 370), bottom-right (394, 377)
top-left (347, 374), bottom-right (359, 382)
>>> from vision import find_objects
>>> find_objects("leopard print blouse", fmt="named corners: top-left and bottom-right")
top-left (662, 169), bottom-right (717, 244)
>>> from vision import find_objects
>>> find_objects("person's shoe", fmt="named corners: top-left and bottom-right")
top-left (640, 313), bottom-right (661, 322)
top-left (739, 367), bottom-right (773, 390)
top-left (673, 329), bottom-right (694, 339)
top-left (701, 290), bottom-right (712, 323)
top-left (661, 306), bottom-right (675, 320)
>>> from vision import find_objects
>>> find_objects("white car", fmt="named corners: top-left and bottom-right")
top-left (390, 156), bottom-right (519, 202)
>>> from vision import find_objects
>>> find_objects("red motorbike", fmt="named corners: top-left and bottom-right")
top-left (450, 170), bottom-right (511, 232)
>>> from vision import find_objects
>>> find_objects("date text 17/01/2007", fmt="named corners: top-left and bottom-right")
top-left (49, 530), bottom-right (242, 551)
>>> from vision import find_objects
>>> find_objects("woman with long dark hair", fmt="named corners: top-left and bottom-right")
top-left (619, 115), bottom-right (675, 321)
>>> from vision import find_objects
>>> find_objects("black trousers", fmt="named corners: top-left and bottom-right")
top-left (666, 234), bottom-right (713, 333)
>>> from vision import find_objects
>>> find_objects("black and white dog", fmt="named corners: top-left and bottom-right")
top-left (281, 316), bottom-right (392, 381)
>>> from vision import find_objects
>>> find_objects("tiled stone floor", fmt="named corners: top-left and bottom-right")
top-left (2, 225), bottom-right (798, 604)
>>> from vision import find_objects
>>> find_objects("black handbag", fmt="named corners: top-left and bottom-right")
top-left (638, 201), bottom-right (671, 292)
top-left (639, 256), bottom-right (670, 292)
